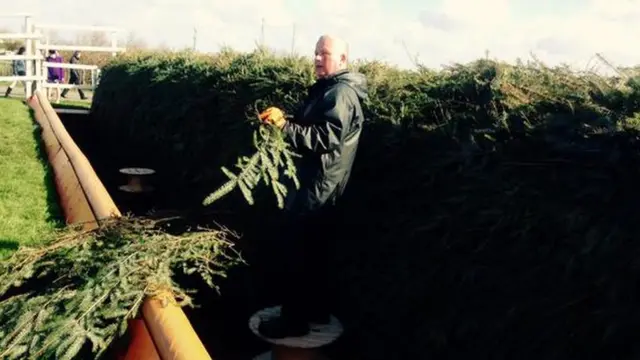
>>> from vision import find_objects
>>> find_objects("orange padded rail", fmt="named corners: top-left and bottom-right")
top-left (141, 292), bottom-right (212, 360)
top-left (27, 92), bottom-right (213, 360)
top-left (29, 90), bottom-right (121, 228)
top-left (122, 319), bottom-right (161, 360)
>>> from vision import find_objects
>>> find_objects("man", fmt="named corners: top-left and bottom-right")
top-left (257, 34), bottom-right (368, 339)
top-left (61, 51), bottom-right (87, 100)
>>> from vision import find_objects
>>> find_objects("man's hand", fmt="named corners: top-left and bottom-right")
top-left (259, 107), bottom-right (287, 129)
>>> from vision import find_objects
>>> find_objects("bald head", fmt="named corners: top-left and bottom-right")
top-left (314, 34), bottom-right (349, 79)
top-left (317, 35), bottom-right (349, 58)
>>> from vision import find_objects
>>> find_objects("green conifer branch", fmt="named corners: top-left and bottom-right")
top-left (0, 217), bottom-right (242, 360)
top-left (203, 114), bottom-right (301, 209)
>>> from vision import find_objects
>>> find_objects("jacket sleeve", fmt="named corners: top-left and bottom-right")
top-left (283, 86), bottom-right (353, 154)
top-left (70, 58), bottom-right (77, 78)
top-left (59, 59), bottom-right (65, 81)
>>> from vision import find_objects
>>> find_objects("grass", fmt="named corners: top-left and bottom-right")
top-left (53, 98), bottom-right (92, 109)
top-left (0, 98), bottom-right (62, 258)
top-left (0, 82), bottom-right (94, 104)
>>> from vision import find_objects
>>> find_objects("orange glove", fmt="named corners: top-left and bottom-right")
top-left (259, 107), bottom-right (286, 129)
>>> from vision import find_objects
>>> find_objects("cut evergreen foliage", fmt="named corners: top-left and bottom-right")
top-left (90, 50), bottom-right (640, 203)
top-left (87, 48), bottom-right (640, 359)
top-left (202, 115), bottom-right (300, 209)
top-left (0, 217), bottom-right (242, 360)
top-left (90, 49), bottom-right (313, 209)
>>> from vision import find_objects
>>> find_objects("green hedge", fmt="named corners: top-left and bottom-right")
top-left (91, 49), bottom-right (640, 203)
top-left (91, 49), bottom-right (314, 205)
top-left (91, 49), bottom-right (640, 359)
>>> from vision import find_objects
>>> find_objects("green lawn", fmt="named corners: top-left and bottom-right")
top-left (53, 99), bottom-right (93, 110)
top-left (0, 98), bottom-right (62, 258)
top-left (0, 82), bottom-right (94, 104)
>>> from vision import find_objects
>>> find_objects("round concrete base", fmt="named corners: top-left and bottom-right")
top-left (248, 305), bottom-right (343, 348)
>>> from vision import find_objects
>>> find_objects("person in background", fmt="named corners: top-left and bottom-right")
top-left (61, 51), bottom-right (87, 100)
top-left (256, 34), bottom-right (369, 339)
top-left (4, 46), bottom-right (26, 98)
top-left (46, 49), bottom-right (64, 103)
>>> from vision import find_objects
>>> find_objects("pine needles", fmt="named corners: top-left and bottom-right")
top-left (202, 119), bottom-right (300, 209)
top-left (0, 217), bottom-right (242, 360)
top-left (88, 49), bottom-right (640, 359)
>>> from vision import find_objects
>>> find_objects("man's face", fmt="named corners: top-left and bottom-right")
top-left (314, 38), bottom-right (344, 79)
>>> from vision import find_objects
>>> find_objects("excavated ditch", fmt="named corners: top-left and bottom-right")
top-left (58, 110), bottom-right (278, 360)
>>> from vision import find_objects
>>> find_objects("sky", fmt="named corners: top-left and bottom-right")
top-left (2, 0), bottom-right (639, 71)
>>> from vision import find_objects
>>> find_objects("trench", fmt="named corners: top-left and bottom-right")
top-left (52, 103), bottom-right (640, 360)
top-left (59, 110), bottom-right (286, 360)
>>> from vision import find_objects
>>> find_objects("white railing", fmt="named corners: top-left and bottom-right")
top-left (40, 62), bottom-right (100, 90)
top-left (0, 14), bottom-right (35, 97)
top-left (0, 14), bottom-right (126, 99)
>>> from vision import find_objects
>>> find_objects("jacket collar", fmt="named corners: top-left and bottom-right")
top-left (309, 69), bottom-right (350, 95)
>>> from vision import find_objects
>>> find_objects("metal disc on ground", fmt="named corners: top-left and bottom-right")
top-left (253, 351), bottom-right (273, 360)
top-left (119, 168), bottom-right (156, 176)
top-left (248, 306), bottom-right (343, 348)
top-left (54, 108), bottom-right (90, 115)
top-left (118, 167), bottom-right (155, 193)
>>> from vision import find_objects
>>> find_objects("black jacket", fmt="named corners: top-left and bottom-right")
top-left (69, 52), bottom-right (81, 83)
top-left (283, 69), bottom-right (368, 213)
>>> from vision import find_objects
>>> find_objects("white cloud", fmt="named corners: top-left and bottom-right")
top-left (1, 0), bottom-right (639, 72)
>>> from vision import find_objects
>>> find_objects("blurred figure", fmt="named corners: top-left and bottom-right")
top-left (46, 49), bottom-right (64, 103)
top-left (4, 46), bottom-right (26, 98)
top-left (61, 51), bottom-right (87, 100)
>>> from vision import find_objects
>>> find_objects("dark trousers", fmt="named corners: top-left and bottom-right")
top-left (61, 77), bottom-right (86, 99)
top-left (278, 205), bottom-right (337, 322)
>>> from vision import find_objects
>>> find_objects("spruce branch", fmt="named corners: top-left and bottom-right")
top-left (0, 217), bottom-right (242, 360)
top-left (203, 108), bottom-right (301, 209)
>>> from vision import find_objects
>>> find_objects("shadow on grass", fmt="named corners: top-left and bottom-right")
top-left (0, 239), bottom-right (19, 251)
top-left (28, 106), bottom-right (65, 229)
top-left (0, 239), bottom-right (20, 259)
